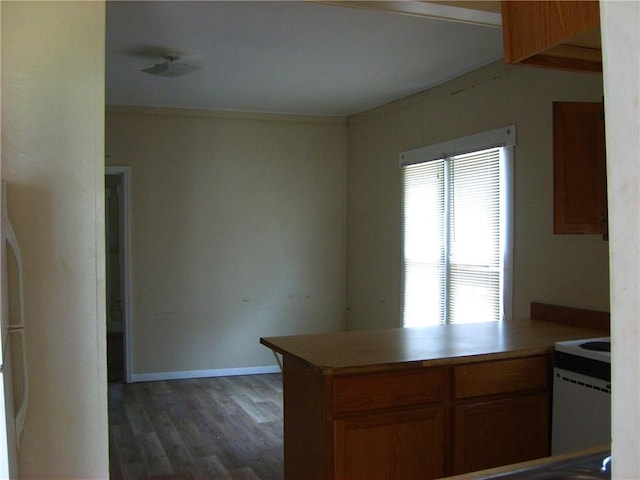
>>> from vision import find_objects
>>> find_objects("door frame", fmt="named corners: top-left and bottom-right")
top-left (105, 166), bottom-right (132, 383)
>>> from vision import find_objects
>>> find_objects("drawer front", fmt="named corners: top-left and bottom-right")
top-left (454, 356), bottom-right (549, 399)
top-left (334, 368), bottom-right (446, 414)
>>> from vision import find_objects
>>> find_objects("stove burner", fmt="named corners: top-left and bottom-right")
top-left (579, 341), bottom-right (611, 352)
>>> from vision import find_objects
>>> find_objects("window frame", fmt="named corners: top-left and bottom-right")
top-left (399, 125), bottom-right (515, 327)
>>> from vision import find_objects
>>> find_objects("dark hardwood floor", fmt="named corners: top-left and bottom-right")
top-left (108, 374), bottom-right (283, 479)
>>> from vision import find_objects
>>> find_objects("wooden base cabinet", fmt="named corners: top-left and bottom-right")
top-left (453, 394), bottom-right (550, 474)
top-left (281, 354), bottom-right (551, 480)
top-left (452, 355), bottom-right (551, 474)
top-left (335, 407), bottom-right (446, 480)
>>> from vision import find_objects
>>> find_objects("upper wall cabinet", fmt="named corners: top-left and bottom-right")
top-left (501, 1), bottom-right (602, 72)
top-left (553, 102), bottom-right (607, 238)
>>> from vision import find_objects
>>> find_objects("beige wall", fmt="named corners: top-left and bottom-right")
top-left (106, 108), bottom-right (347, 377)
top-left (0, 1), bottom-right (108, 478)
top-left (347, 61), bottom-right (608, 330)
top-left (600, 1), bottom-right (640, 477)
top-left (0, 1), bottom-right (637, 477)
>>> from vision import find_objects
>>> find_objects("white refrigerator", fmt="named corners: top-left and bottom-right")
top-left (0, 183), bottom-right (28, 478)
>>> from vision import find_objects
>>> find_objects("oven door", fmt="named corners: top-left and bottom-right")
top-left (551, 367), bottom-right (611, 455)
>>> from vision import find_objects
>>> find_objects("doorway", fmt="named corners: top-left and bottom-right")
top-left (105, 166), bottom-right (132, 383)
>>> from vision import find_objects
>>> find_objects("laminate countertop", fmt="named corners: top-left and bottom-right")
top-left (260, 320), bottom-right (608, 374)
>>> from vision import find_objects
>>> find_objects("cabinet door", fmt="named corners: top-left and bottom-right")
top-left (453, 394), bottom-right (549, 474)
top-left (334, 407), bottom-right (446, 480)
top-left (553, 101), bottom-right (607, 236)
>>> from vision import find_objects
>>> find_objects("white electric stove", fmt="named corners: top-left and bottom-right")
top-left (551, 336), bottom-right (611, 454)
top-left (555, 336), bottom-right (611, 362)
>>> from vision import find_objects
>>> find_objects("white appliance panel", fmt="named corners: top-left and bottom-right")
top-left (551, 367), bottom-right (611, 455)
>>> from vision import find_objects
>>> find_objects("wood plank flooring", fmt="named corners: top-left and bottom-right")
top-left (108, 374), bottom-right (283, 479)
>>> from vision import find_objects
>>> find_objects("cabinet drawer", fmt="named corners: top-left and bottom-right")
top-left (454, 356), bottom-right (549, 399)
top-left (334, 368), bottom-right (446, 414)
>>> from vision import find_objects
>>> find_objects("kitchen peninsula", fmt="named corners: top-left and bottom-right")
top-left (260, 311), bottom-right (609, 480)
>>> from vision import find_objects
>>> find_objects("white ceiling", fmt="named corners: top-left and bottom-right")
top-left (106, 1), bottom-right (504, 116)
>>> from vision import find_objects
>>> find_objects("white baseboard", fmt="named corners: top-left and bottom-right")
top-left (131, 365), bottom-right (281, 383)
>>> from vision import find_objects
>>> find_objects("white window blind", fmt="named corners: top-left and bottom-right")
top-left (400, 126), bottom-right (515, 327)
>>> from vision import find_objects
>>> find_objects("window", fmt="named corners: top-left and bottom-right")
top-left (400, 126), bottom-right (515, 327)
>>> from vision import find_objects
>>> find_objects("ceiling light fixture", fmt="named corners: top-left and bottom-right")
top-left (142, 53), bottom-right (201, 78)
